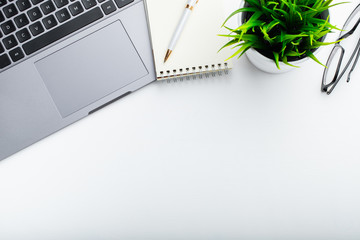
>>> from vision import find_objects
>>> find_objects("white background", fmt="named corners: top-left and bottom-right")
top-left (1, 1), bottom-right (360, 239)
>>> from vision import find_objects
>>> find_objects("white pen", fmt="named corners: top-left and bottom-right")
top-left (164, 0), bottom-right (199, 63)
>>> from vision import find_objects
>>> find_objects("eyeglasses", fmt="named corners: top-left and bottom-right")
top-left (322, 4), bottom-right (360, 95)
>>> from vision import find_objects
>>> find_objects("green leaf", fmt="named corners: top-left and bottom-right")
top-left (282, 33), bottom-right (308, 41)
top-left (287, 50), bottom-right (305, 57)
top-left (233, 20), bottom-right (265, 32)
top-left (306, 50), bottom-right (326, 67)
top-left (218, 39), bottom-right (239, 52)
top-left (273, 52), bottom-right (280, 69)
top-left (225, 42), bottom-right (252, 61)
top-left (222, 7), bottom-right (258, 27)
top-left (282, 56), bottom-right (300, 68)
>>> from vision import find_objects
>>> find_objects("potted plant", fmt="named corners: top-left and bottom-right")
top-left (220, 0), bottom-right (343, 73)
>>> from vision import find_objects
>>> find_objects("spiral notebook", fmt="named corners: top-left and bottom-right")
top-left (144, 0), bottom-right (233, 80)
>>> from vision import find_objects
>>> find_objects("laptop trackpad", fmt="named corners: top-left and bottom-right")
top-left (35, 21), bottom-right (148, 118)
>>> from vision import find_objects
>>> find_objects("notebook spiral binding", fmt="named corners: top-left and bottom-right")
top-left (158, 62), bottom-right (230, 82)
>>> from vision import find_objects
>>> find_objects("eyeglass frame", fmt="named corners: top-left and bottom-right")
top-left (321, 4), bottom-right (360, 95)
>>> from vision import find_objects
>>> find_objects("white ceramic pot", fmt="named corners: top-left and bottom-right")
top-left (237, 0), bottom-right (325, 74)
top-left (244, 47), bottom-right (311, 74)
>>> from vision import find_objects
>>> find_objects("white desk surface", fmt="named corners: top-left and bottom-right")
top-left (1, 1), bottom-right (360, 239)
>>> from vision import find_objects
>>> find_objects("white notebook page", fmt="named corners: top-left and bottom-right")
top-left (145, 0), bottom-right (233, 79)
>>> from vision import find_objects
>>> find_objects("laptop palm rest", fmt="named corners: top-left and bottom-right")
top-left (35, 20), bottom-right (148, 118)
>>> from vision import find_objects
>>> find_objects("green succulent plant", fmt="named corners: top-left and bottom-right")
top-left (220, 0), bottom-right (344, 69)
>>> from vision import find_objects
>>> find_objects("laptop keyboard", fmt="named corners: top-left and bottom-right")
top-left (0, 0), bottom-right (134, 70)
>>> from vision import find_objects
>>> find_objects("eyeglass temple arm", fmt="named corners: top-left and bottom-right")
top-left (347, 45), bottom-right (360, 82)
top-left (339, 18), bottom-right (360, 41)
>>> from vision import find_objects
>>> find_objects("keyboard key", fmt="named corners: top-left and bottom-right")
top-left (14, 13), bottom-right (30, 28)
top-left (27, 7), bottom-right (43, 21)
top-left (0, 43), bottom-right (4, 53)
top-left (0, 54), bottom-right (11, 69)
top-left (0, 0), bottom-right (7, 7)
top-left (54, 0), bottom-right (69, 8)
top-left (55, 8), bottom-right (70, 23)
top-left (9, 47), bottom-right (25, 62)
top-left (3, 4), bottom-right (19, 18)
top-left (42, 15), bottom-right (57, 29)
top-left (16, 0), bottom-right (31, 11)
top-left (23, 7), bottom-right (103, 55)
top-left (40, 1), bottom-right (56, 15)
top-left (81, 0), bottom-right (96, 9)
top-left (3, 35), bottom-right (18, 49)
top-left (68, 1), bottom-right (83, 16)
top-left (30, 0), bottom-right (44, 4)
top-left (29, 21), bottom-right (44, 36)
top-left (101, 0), bottom-right (116, 15)
top-left (114, 0), bottom-right (132, 8)
top-left (97, 0), bottom-right (105, 3)
top-left (1, 20), bottom-right (16, 35)
top-left (16, 28), bottom-right (31, 42)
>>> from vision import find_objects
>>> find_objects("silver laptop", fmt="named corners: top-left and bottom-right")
top-left (0, 0), bottom-right (155, 160)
